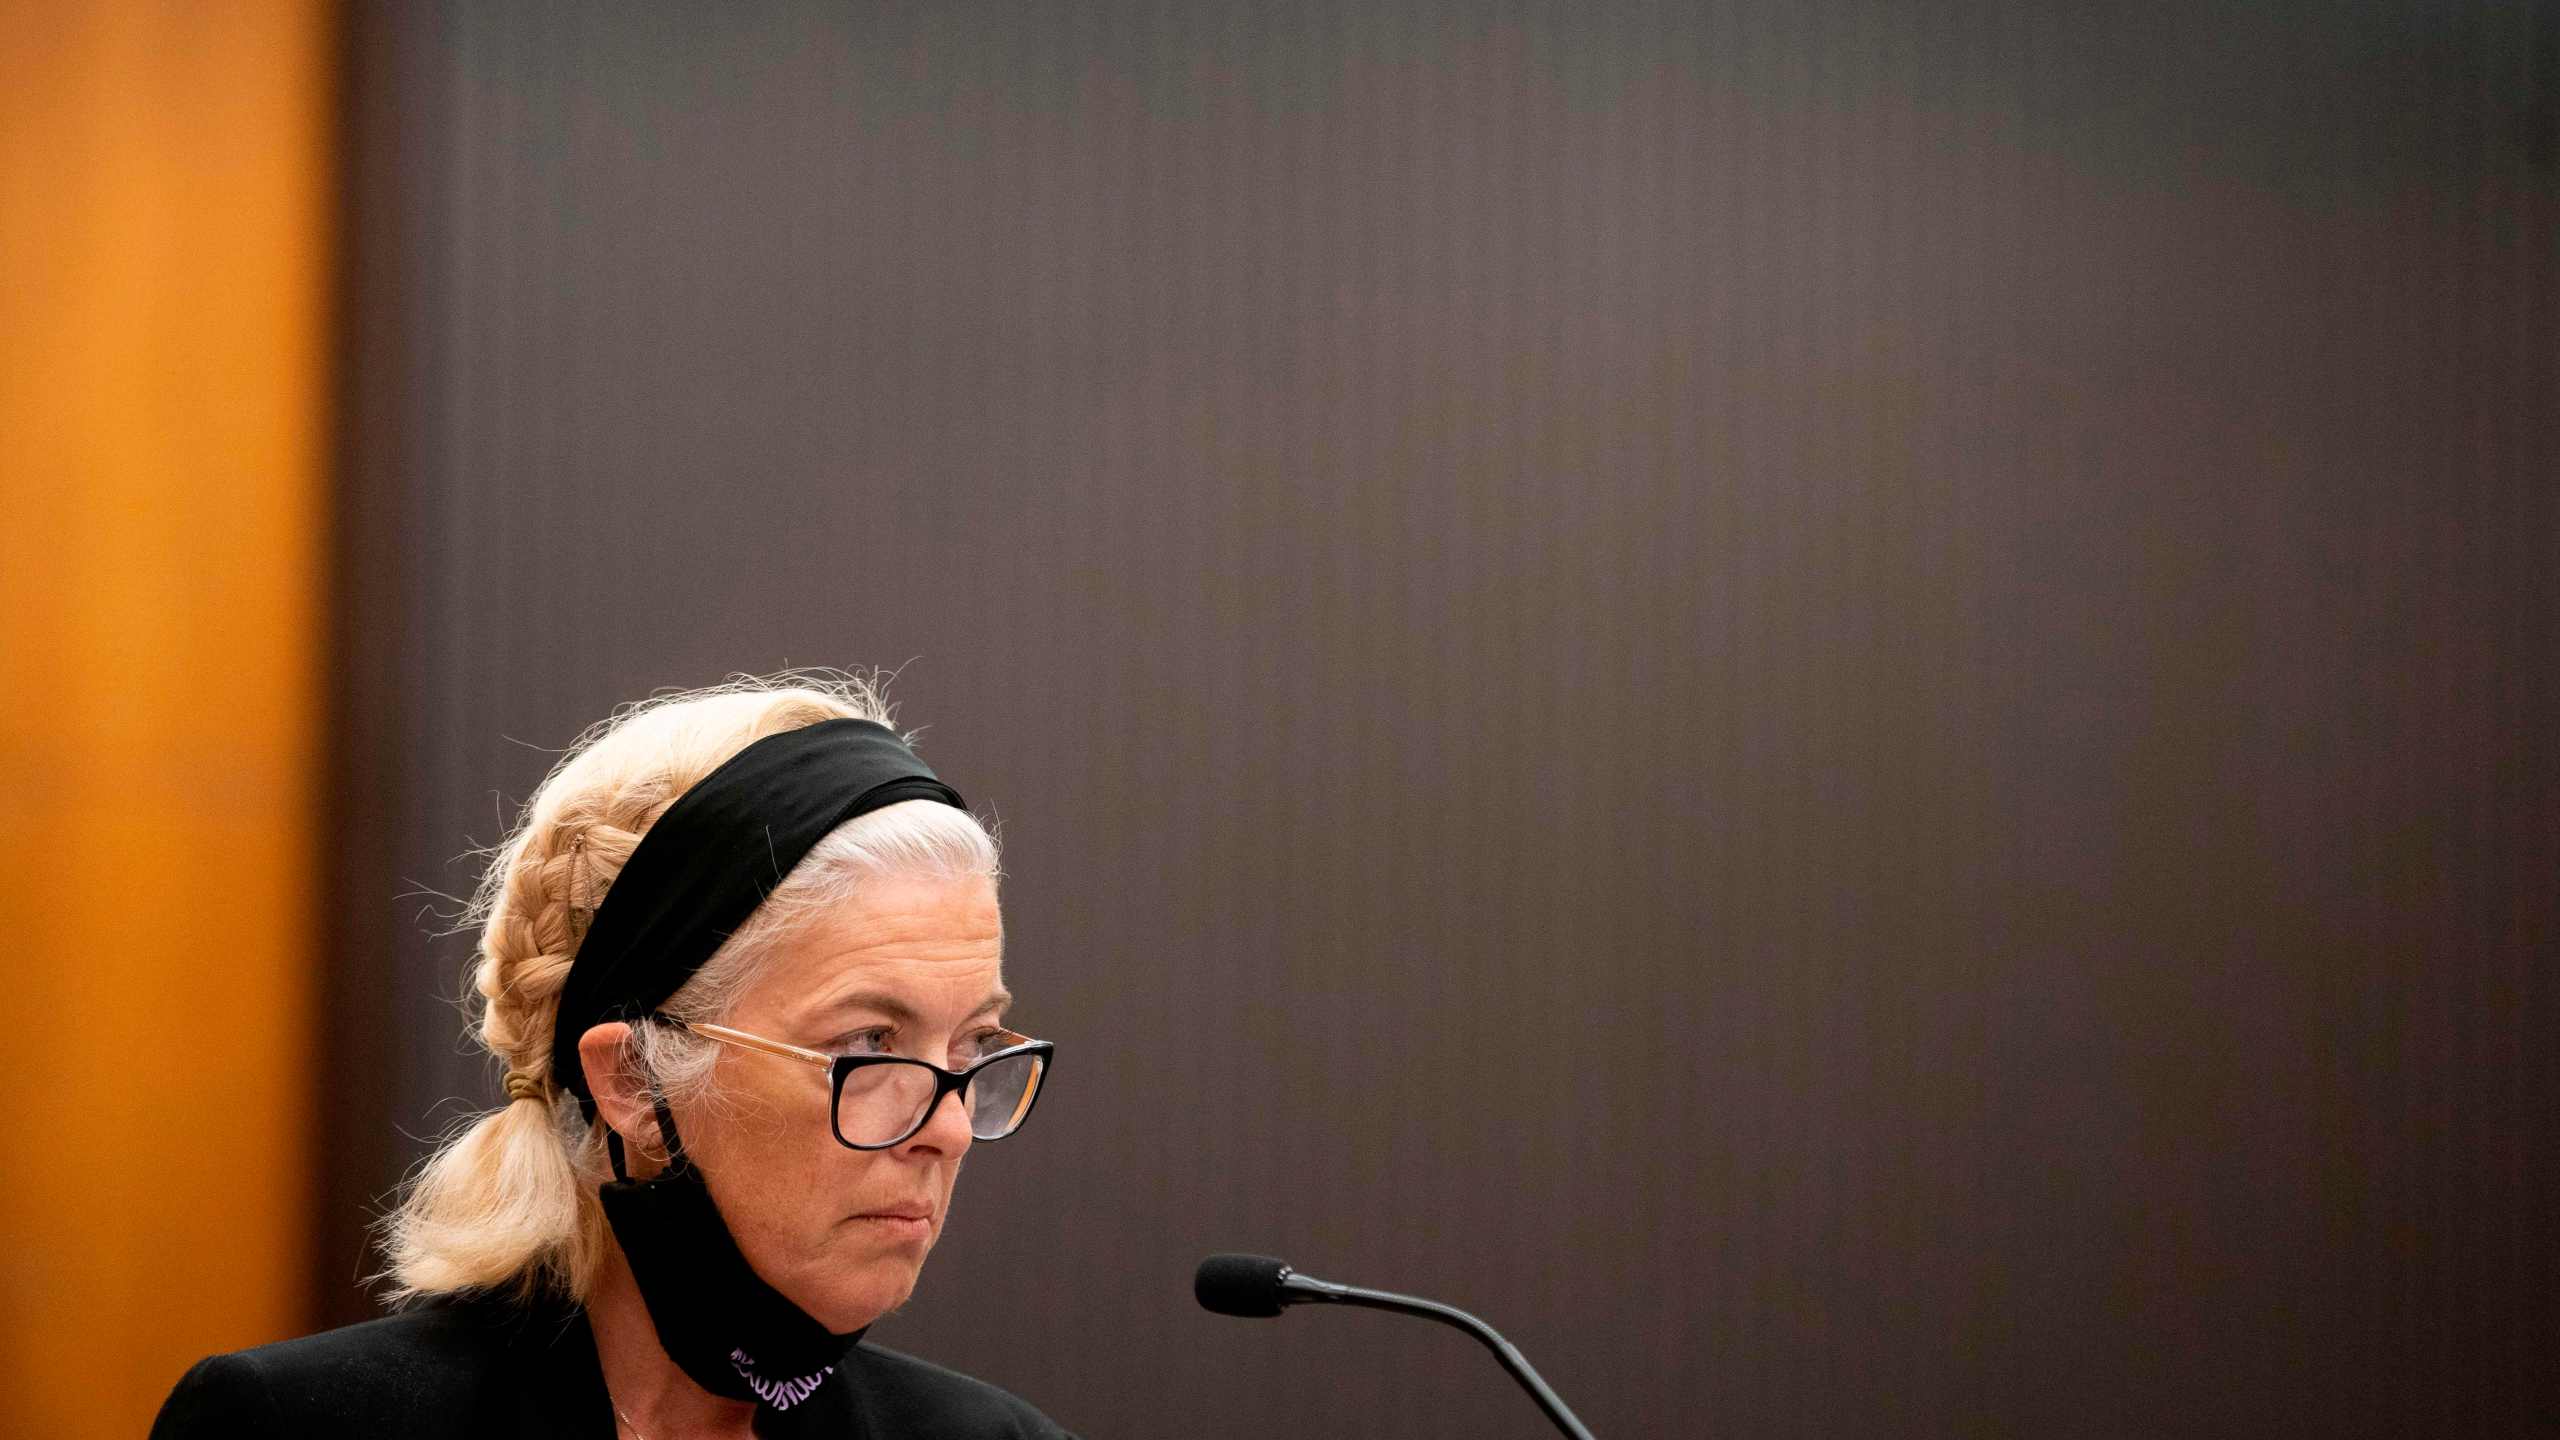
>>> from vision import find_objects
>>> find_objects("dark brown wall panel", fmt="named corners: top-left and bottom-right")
top-left (330, 3), bottom-right (2557, 1434)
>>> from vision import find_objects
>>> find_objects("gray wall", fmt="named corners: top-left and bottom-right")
top-left (328, 3), bottom-right (2556, 1434)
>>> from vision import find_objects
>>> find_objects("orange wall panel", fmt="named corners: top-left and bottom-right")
top-left (0, 3), bottom-right (331, 1435)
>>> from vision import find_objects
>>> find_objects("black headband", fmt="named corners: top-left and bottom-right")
top-left (549, 716), bottom-right (966, 1109)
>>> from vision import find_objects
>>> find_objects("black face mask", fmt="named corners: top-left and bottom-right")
top-left (597, 1093), bottom-right (866, 1418)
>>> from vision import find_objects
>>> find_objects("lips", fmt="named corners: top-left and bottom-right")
top-left (848, 1204), bottom-right (935, 1244)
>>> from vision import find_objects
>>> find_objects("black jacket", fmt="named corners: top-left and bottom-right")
top-left (149, 1295), bottom-right (1077, 1439)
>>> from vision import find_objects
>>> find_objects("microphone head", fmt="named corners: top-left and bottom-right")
top-left (1195, 1253), bottom-right (1294, 1318)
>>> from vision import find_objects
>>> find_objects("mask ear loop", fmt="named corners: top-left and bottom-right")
top-left (604, 1027), bottom-right (694, 1184)
top-left (648, 1086), bottom-right (691, 1173)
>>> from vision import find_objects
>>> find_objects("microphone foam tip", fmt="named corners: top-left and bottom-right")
top-left (1194, 1252), bottom-right (1293, 1318)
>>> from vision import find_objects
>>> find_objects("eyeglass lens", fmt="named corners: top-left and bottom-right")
top-left (837, 1050), bottom-right (1044, 1147)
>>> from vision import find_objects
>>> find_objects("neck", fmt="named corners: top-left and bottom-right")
top-left (587, 1239), bottom-right (760, 1439)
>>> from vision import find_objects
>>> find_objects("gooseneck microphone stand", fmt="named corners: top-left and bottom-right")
top-left (1195, 1253), bottom-right (1600, 1440)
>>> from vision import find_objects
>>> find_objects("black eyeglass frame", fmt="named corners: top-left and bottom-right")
top-left (648, 1013), bottom-right (1055, 1151)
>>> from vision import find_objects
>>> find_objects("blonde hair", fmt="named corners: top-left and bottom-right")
top-left (376, 672), bottom-right (1000, 1305)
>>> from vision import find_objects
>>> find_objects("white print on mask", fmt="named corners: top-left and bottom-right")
top-left (729, 1349), bottom-right (836, 1410)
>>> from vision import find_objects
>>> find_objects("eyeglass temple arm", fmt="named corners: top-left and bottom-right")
top-left (660, 1017), bottom-right (835, 1069)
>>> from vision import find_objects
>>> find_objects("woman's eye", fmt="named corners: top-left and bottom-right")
top-left (954, 1029), bottom-right (1008, 1065)
top-left (832, 1028), bottom-right (895, 1056)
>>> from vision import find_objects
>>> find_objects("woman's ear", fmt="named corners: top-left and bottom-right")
top-left (576, 1021), bottom-right (662, 1163)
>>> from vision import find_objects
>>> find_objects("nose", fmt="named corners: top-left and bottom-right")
top-left (901, 1082), bottom-right (977, 1157)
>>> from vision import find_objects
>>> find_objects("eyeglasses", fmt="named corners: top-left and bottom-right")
top-left (649, 1014), bottom-right (1054, 1150)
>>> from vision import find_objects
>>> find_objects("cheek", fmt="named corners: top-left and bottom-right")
top-left (693, 1074), bottom-right (965, 1254)
top-left (699, 1078), bottom-right (838, 1213)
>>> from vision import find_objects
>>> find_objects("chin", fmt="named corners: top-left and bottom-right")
top-left (813, 1266), bottom-right (922, 1332)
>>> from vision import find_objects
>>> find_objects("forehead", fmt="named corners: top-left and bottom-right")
top-left (737, 871), bottom-right (1004, 1021)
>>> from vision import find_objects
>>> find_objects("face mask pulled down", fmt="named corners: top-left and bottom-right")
top-left (596, 1093), bottom-right (867, 1416)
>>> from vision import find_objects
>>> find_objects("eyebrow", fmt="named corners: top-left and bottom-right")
top-left (815, 988), bottom-right (1013, 1029)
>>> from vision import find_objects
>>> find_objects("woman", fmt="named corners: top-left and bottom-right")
top-left (152, 678), bottom-right (1076, 1438)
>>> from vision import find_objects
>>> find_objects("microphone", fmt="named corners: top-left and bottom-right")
top-left (1194, 1253), bottom-right (1599, 1440)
